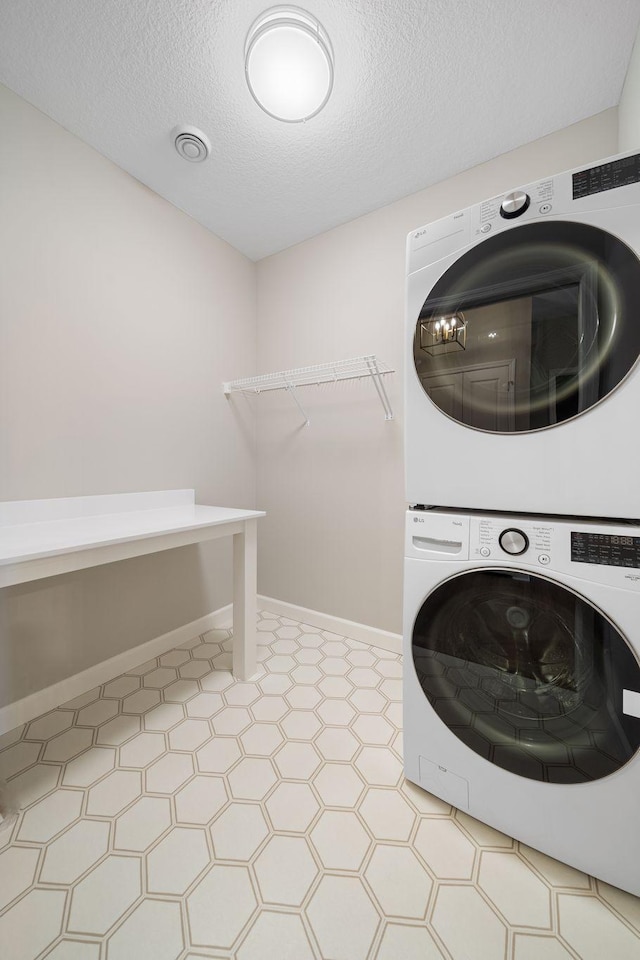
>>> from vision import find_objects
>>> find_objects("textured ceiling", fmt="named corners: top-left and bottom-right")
top-left (0, 0), bottom-right (639, 260)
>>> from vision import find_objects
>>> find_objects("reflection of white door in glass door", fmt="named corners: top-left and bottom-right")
top-left (422, 359), bottom-right (515, 432)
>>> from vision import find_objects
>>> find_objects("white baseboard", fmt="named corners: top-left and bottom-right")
top-left (258, 595), bottom-right (402, 655)
top-left (0, 604), bottom-right (232, 736)
top-left (0, 597), bottom-right (401, 736)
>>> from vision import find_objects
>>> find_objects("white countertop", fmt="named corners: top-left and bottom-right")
top-left (0, 503), bottom-right (265, 566)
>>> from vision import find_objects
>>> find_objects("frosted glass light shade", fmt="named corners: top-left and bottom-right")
top-left (245, 7), bottom-right (334, 122)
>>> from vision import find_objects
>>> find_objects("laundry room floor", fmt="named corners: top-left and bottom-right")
top-left (0, 610), bottom-right (639, 960)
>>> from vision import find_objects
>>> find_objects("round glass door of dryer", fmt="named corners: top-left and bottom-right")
top-left (411, 569), bottom-right (640, 784)
top-left (413, 221), bottom-right (640, 432)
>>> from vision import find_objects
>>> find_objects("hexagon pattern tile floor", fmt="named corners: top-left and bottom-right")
top-left (0, 610), bottom-right (639, 959)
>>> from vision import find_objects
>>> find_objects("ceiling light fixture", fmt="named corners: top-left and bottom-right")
top-left (245, 6), bottom-right (334, 122)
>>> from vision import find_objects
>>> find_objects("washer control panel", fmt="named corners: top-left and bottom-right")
top-left (471, 517), bottom-right (554, 564)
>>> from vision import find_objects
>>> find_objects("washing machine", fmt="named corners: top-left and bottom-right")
top-left (403, 508), bottom-right (640, 895)
top-left (405, 150), bottom-right (640, 519)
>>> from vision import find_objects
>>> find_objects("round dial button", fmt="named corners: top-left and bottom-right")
top-left (499, 191), bottom-right (530, 219)
top-left (499, 528), bottom-right (529, 555)
top-left (480, 546), bottom-right (491, 557)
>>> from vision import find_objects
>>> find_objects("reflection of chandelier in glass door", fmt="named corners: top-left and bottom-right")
top-left (420, 311), bottom-right (467, 355)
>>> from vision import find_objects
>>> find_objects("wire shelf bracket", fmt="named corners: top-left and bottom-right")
top-left (223, 355), bottom-right (394, 426)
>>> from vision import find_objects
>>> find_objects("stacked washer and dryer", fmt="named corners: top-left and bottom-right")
top-left (403, 151), bottom-right (640, 896)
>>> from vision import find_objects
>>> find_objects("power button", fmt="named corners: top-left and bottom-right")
top-left (480, 546), bottom-right (491, 557)
top-left (538, 554), bottom-right (550, 565)
top-left (539, 203), bottom-right (552, 214)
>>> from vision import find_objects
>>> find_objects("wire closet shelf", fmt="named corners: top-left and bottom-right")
top-left (223, 354), bottom-right (394, 426)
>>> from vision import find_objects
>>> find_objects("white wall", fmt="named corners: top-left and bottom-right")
top-left (255, 109), bottom-right (618, 636)
top-left (0, 84), bottom-right (257, 707)
top-left (619, 27), bottom-right (640, 151)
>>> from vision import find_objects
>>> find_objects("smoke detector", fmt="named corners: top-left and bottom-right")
top-left (172, 125), bottom-right (211, 162)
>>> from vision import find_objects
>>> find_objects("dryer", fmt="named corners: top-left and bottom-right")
top-left (405, 150), bottom-right (640, 518)
top-left (403, 508), bottom-right (640, 895)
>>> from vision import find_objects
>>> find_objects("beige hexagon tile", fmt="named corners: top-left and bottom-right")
top-left (513, 934), bottom-right (576, 960)
top-left (236, 910), bottom-right (315, 960)
top-left (432, 885), bottom-right (507, 960)
top-left (257, 619), bottom-right (280, 633)
top-left (45, 940), bottom-right (101, 959)
top-left (192, 644), bottom-right (224, 660)
top-left (97, 714), bottom-right (142, 745)
top-left (0, 845), bottom-right (40, 910)
top-left (86, 770), bottom-right (142, 817)
top-left (180, 659), bottom-right (213, 680)
top-left (0, 888), bottom-right (67, 960)
top-left (143, 703), bottom-right (185, 732)
top-left (196, 737), bottom-right (241, 774)
top-left (414, 818), bottom-right (476, 880)
top-left (6, 762), bottom-right (60, 808)
top-left (557, 893), bottom-right (640, 960)
top-left (291, 665), bottom-right (324, 684)
top-left (160, 649), bottom-right (191, 667)
top-left (168, 719), bottom-right (211, 752)
top-left (119, 732), bottom-right (166, 768)
top-left (240, 723), bottom-right (283, 756)
top-left (210, 802), bottom-right (269, 860)
top-left (224, 682), bottom-right (261, 706)
top-left (519, 843), bottom-right (592, 889)
top-left (266, 654), bottom-right (297, 673)
top-left (354, 746), bottom-right (402, 787)
top-left (478, 851), bottom-right (552, 928)
top-left (114, 796), bottom-right (172, 852)
top-left (349, 689), bottom-right (387, 713)
top-left (163, 679), bottom-right (201, 703)
top-left (76, 700), bottom-right (119, 727)
top-left (274, 742), bottom-right (321, 780)
top-left (126, 658), bottom-right (158, 677)
top-left (365, 845), bottom-right (433, 919)
top-left (280, 710), bottom-right (322, 741)
top-left (316, 698), bottom-right (356, 726)
top-left (0, 724), bottom-right (25, 750)
top-left (145, 752), bottom-right (194, 793)
top-left (0, 741), bottom-right (43, 780)
top-left (143, 667), bottom-right (178, 689)
top-left (295, 647), bottom-right (323, 665)
top-left (456, 810), bottom-right (514, 848)
top-left (319, 658), bottom-right (351, 678)
top-left (102, 676), bottom-right (140, 699)
top-left (379, 679), bottom-right (402, 701)
top-left (374, 659), bottom-right (402, 679)
top-left (322, 640), bottom-right (350, 657)
top-left (352, 715), bottom-right (395, 746)
top-left (25, 710), bottom-right (74, 741)
top-left (186, 693), bottom-right (224, 719)
top-left (251, 695), bottom-right (289, 721)
top-left (347, 650), bottom-right (378, 668)
top-left (187, 864), bottom-right (258, 949)
top-left (17, 789), bottom-right (83, 843)
top-left (297, 633), bottom-right (325, 648)
top-left (384, 702), bottom-right (402, 728)
top-left (254, 836), bottom-right (318, 906)
top-left (107, 899), bottom-right (184, 960)
top-left (401, 779), bottom-right (451, 815)
top-left (200, 670), bottom-right (234, 693)
top-left (265, 781), bottom-right (320, 833)
top-left (175, 775), bottom-right (227, 825)
top-left (43, 728), bottom-right (93, 763)
top-left (122, 690), bottom-right (161, 714)
top-left (313, 762), bottom-right (365, 807)
top-left (307, 875), bottom-right (380, 960)
top-left (212, 707), bottom-right (252, 736)
top-left (41, 819), bottom-right (110, 884)
top-left (375, 921), bottom-right (444, 960)
top-left (228, 757), bottom-right (277, 800)
top-left (147, 826), bottom-right (210, 894)
top-left (62, 746), bottom-right (116, 787)
top-left (315, 726), bottom-right (360, 761)
top-left (68, 855), bottom-right (141, 936)
top-left (310, 810), bottom-right (371, 871)
top-left (285, 685), bottom-right (321, 708)
top-left (596, 880), bottom-right (640, 930)
top-left (318, 676), bottom-right (352, 698)
top-left (358, 787), bottom-right (416, 841)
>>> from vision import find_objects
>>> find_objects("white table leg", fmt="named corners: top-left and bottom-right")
top-left (232, 518), bottom-right (257, 680)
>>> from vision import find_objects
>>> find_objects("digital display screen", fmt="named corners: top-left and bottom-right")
top-left (573, 154), bottom-right (640, 199)
top-left (571, 532), bottom-right (640, 568)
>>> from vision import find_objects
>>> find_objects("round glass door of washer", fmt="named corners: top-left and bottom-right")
top-left (412, 569), bottom-right (640, 784)
top-left (413, 221), bottom-right (640, 432)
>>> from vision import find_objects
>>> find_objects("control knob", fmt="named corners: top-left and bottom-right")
top-left (499, 528), bottom-right (529, 555)
top-left (499, 191), bottom-right (530, 219)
